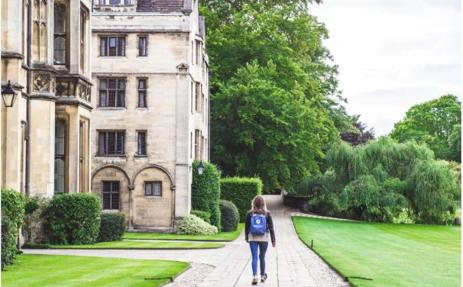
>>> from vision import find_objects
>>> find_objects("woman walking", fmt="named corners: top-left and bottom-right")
top-left (245, 195), bottom-right (276, 285)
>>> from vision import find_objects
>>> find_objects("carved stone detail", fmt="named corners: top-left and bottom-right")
top-left (56, 76), bottom-right (92, 104)
top-left (78, 83), bottom-right (91, 102)
top-left (33, 72), bottom-right (51, 92)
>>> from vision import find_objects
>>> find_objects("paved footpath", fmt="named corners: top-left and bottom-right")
top-left (25, 195), bottom-right (349, 287)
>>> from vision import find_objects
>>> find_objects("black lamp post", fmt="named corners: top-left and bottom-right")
top-left (197, 161), bottom-right (205, 175)
top-left (2, 81), bottom-right (17, 108)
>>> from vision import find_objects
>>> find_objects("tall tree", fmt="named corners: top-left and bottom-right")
top-left (201, 1), bottom-right (341, 191)
top-left (391, 95), bottom-right (461, 161)
top-left (448, 124), bottom-right (461, 162)
top-left (212, 62), bottom-right (337, 192)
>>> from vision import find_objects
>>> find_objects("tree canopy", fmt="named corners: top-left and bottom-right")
top-left (390, 95), bottom-right (461, 162)
top-left (201, 1), bottom-right (344, 191)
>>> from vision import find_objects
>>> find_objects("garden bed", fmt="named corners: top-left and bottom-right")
top-left (124, 223), bottom-right (244, 242)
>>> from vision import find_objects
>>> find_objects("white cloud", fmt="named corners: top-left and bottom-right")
top-left (311, 0), bottom-right (461, 135)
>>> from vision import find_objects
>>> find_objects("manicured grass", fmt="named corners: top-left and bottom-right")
top-left (1, 254), bottom-right (189, 287)
top-left (43, 239), bottom-right (224, 250)
top-left (292, 216), bottom-right (461, 287)
top-left (124, 223), bottom-right (244, 242)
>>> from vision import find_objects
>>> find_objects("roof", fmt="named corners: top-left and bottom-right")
top-left (136, 0), bottom-right (192, 13)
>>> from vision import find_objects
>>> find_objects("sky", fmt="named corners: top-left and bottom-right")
top-left (310, 0), bottom-right (461, 136)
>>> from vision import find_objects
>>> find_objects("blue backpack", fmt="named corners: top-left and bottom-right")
top-left (250, 213), bottom-right (267, 236)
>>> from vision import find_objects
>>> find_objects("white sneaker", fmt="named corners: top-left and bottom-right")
top-left (252, 276), bottom-right (258, 285)
top-left (261, 274), bottom-right (268, 283)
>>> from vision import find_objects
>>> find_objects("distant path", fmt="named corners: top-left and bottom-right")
top-left (25, 195), bottom-right (349, 287)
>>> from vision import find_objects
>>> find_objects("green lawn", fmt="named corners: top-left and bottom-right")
top-left (42, 239), bottom-right (224, 250)
top-left (124, 223), bottom-right (244, 242)
top-left (1, 254), bottom-right (189, 287)
top-left (292, 216), bottom-right (461, 287)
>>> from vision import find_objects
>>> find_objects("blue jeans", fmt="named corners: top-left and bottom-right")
top-left (249, 241), bottom-right (269, 276)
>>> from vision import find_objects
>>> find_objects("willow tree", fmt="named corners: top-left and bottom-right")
top-left (410, 160), bottom-right (460, 224)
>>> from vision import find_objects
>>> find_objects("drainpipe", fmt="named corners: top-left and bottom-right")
top-left (25, 0), bottom-right (32, 197)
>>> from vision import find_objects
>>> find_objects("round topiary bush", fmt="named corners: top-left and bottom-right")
top-left (191, 210), bottom-right (211, 224)
top-left (178, 215), bottom-right (218, 235)
top-left (43, 193), bottom-right (101, 245)
top-left (220, 200), bottom-right (239, 232)
top-left (98, 212), bottom-right (126, 242)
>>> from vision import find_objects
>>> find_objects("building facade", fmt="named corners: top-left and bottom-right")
top-left (1, 0), bottom-right (92, 197)
top-left (91, 0), bottom-right (210, 230)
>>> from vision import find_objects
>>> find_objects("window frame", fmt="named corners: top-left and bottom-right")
top-left (97, 130), bottom-right (126, 156)
top-left (98, 78), bottom-right (126, 108)
top-left (98, 0), bottom-right (132, 5)
top-left (80, 7), bottom-right (89, 72)
top-left (138, 35), bottom-right (148, 57)
top-left (54, 119), bottom-right (67, 194)
top-left (144, 181), bottom-right (162, 197)
top-left (53, 1), bottom-right (68, 65)
top-left (102, 181), bottom-right (120, 210)
top-left (99, 35), bottom-right (126, 57)
top-left (137, 78), bottom-right (147, 108)
top-left (194, 129), bottom-right (200, 160)
top-left (195, 82), bottom-right (202, 112)
top-left (137, 130), bottom-right (147, 156)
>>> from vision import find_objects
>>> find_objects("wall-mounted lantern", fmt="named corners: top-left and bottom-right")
top-left (197, 161), bottom-right (205, 175)
top-left (2, 81), bottom-right (17, 108)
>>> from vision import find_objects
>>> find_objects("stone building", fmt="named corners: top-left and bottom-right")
top-left (1, 0), bottom-right (92, 197)
top-left (91, 0), bottom-right (210, 230)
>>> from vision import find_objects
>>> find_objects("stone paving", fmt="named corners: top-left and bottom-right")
top-left (25, 195), bottom-right (350, 287)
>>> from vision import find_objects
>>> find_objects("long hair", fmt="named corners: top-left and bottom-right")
top-left (249, 195), bottom-right (268, 214)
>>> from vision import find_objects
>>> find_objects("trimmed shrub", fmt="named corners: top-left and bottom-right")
top-left (220, 177), bottom-right (263, 222)
top-left (1, 189), bottom-right (25, 270)
top-left (220, 200), bottom-right (239, 232)
top-left (192, 161), bottom-right (221, 229)
top-left (2, 216), bottom-right (17, 270)
top-left (191, 210), bottom-right (211, 224)
top-left (98, 212), bottom-right (126, 242)
top-left (23, 196), bottom-right (49, 244)
top-left (178, 215), bottom-right (218, 235)
top-left (43, 193), bottom-right (101, 244)
top-left (1, 189), bottom-right (25, 229)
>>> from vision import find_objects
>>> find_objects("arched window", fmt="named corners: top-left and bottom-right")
top-left (54, 2), bottom-right (67, 65)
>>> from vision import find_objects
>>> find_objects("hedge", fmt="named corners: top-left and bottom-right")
top-left (1, 189), bottom-right (25, 270)
top-left (220, 177), bottom-right (263, 222)
top-left (98, 212), bottom-right (126, 242)
top-left (192, 161), bottom-right (221, 229)
top-left (220, 200), bottom-right (239, 232)
top-left (43, 193), bottom-right (101, 245)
